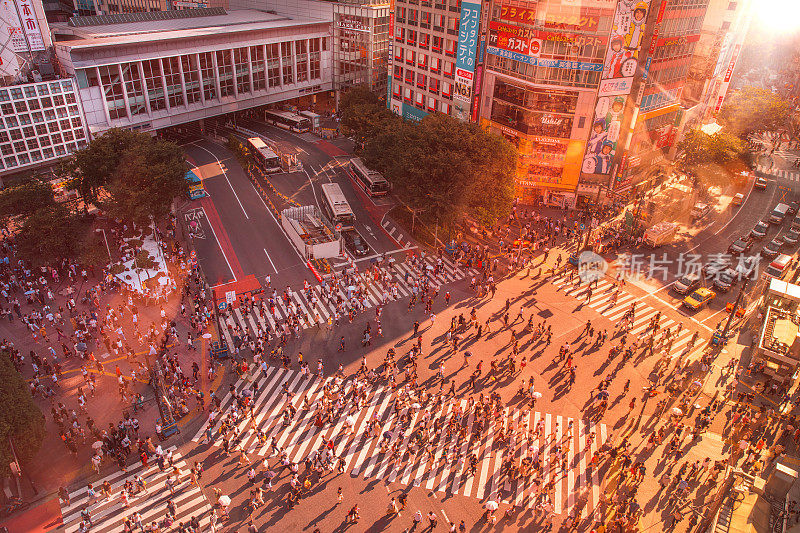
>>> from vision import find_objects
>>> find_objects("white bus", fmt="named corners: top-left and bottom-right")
top-left (246, 137), bottom-right (282, 173)
top-left (350, 157), bottom-right (391, 197)
top-left (320, 182), bottom-right (355, 230)
top-left (264, 110), bottom-right (311, 133)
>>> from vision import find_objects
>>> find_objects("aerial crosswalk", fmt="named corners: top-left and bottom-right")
top-left (548, 271), bottom-right (705, 360)
top-left (216, 255), bottom-right (476, 350)
top-left (60, 448), bottom-right (212, 533)
top-left (191, 366), bottom-right (608, 518)
top-left (754, 163), bottom-right (800, 181)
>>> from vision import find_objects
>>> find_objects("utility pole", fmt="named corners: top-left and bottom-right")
top-left (721, 276), bottom-right (750, 340)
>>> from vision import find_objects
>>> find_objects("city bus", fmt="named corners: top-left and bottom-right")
top-left (184, 169), bottom-right (207, 200)
top-left (349, 157), bottom-right (391, 197)
top-left (246, 137), bottom-right (282, 173)
top-left (320, 182), bottom-right (356, 230)
top-left (264, 110), bottom-right (311, 133)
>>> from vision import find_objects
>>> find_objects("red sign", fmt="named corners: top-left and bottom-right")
top-left (543, 13), bottom-right (599, 32)
top-left (649, 0), bottom-right (667, 54)
top-left (656, 33), bottom-right (700, 47)
top-left (471, 65), bottom-right (482, 122)
top-left (723, 44), bottom-right (741, 83)
top-left (489, 21), bottom-right (606, 48)
top-left (499, 4), bottom-right (537, 25)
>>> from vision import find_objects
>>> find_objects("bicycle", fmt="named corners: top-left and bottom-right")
top-left (0, 497), bottom-right (29, 517)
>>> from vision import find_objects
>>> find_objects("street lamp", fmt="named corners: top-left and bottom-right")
top-left (95, 228), bottom-right (112, 263)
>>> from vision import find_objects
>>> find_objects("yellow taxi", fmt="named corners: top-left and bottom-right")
top-left (683, 287), bottom-right (716, 310)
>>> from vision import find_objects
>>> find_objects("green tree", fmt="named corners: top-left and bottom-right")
top-left (0, 350), bottom-right (46, 476)
top-left (678, 128), bottom-right (745, 166)
top-left (15, 205), bottom-right (85, 267)
top-left (103, 136), bottom-right (188, 225)
top-left (718, 86), bottom-right (794, 137)
top-left (339, 87), bottom-right (399, 148)
top-left (0, 179), bottom-right (56, 226)
top-left (64, 128), bottom-right (147, 210)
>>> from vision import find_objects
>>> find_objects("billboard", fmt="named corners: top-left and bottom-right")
top-left (498, 4), bottom-right (537, 25)
top-left (487, 45), bottom-right (602, 71)
top-left (13, 0), bottom-right (45, 51)
top-left (387, 0), bottom-right (395, 112)
top-left (582, 0), bottom-right (652, 178)
top-left (490, 21), bottom-right (607, 49)
top-left (454, 0), bottom-right (481, 121)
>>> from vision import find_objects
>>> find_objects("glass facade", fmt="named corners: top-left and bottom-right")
top-left (0, 79), bottom-right (87, 173)
top-left (333, 3), bottom-right (390, 93)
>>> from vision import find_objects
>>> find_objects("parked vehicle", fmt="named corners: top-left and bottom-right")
top-left (644, 222), bottom-right (679, 247)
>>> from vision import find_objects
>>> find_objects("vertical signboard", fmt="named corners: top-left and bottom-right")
top-left (387, 0), bottom-right (395, 112)
top-left (13, 0), bottom-right (45, 51)
top-left (714, 43), bottom-right (741, 112)
top-left (453, 0), bottom-right (481, 122)
top-left (470, 65), bottom-right (482, 122)
top-left (582, 0), bottom-right (651, 178)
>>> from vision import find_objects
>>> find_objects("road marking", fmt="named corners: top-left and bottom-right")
top-left (199, 205), bottom-right (236, 282)
top-left (192, 142), bottom-right (249, 219)
top-left (263, 248), bottom-right (277, 273)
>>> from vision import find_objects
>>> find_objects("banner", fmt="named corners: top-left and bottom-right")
top-left (490, 21), bottom-right (607, 49)
top-left (583, 0), bottom-right (652, 178)
top-left (498, 4), bottom-right (537, 25)
top-left (14, 0), bottom-right (44, 51)
top-left (471, 65), bottom-right (482, 122)
top-left (487, 45), bottom-right (602, 71)
top-left (454, 0), bottom-right (481, 121)
top-left (387, 0), bottom-right (395, 114)
top-left (543, 12), bottom-right (600, 32)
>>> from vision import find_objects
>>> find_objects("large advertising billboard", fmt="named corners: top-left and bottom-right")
top-left (582, 0), bottom-right (651, 178)
top-left (454, 0), bottom-right (481, 121)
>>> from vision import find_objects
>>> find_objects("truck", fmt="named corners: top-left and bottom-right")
top-left (644, 222), bottom-right (679, 247)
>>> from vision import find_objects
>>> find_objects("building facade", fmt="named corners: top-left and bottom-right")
top-left (333, 0), bottom-right (390, 94)
top-left (0, 78), bottom-right (89, 174)
top-left (53, 9), bottom-right (333, 136)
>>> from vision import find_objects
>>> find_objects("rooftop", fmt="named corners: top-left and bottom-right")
top-left (53, 8), bottom-right (325, 50)
top-left (759, 306), bottom-right (800, 360)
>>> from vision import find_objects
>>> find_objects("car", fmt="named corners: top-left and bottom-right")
top-left (728, 237), bottom-right (753, 255)
top-left (567, 253), bottom-right (579, 267)
top-left (683, 288), bottom-right (716, 310)
top-left (672, 273), bottom-right (701, 295)
top-left (732, 193), bottom-right (744, 206)
top-left (790, 201), bottom-right (800, 216)
top-left (783, 228), bottom-right (800, 246)
top-left (702, 261), bottom-right (730, 281)
top-left (761, 238), bottom-right (782, 259)
top-left (754, 177), bottom-right (768, 189)
top-left (713, 268), bottom-right (738, 292)
top-left (750, 221), bottom-right (770, 240)
top-left (342, 231), bottom-right (369, 257)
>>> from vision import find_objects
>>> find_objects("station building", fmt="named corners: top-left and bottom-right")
top-left (52, 8), bottom-right (333, 137)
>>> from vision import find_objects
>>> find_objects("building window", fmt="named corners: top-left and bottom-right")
top-left (142, 59), bottom-right (166, 111)
top-left (281, 42), bottom-right (294, 85)
top-left (267, 44), bottom-right (280, 88)
top-left (309, 38), bottom-right (321, 80)
top-left (198, 52), bottom-right (216, 101)
top-left (251, 46), bottom-right (266, 91)
top-left (162, 56), bottom-right (183, 108)
top-left (295, 40), bottom-right (308, 83)
top-left (181, 55), bottom-right (201, 104)
top-left (98, 65), bottom-right (127, 120)
top-left (121, 62), bottom-right (146, 116)
top-left (217, 50), bottom-right (234, 97)
top-left (234, 47), bottom-right (251, 94)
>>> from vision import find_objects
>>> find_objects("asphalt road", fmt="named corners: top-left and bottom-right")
top-left (182, 139), bottom-right (308, 288)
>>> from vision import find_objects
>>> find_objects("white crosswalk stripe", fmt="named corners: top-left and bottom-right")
top-left (214, 256), bottom-right (477, 352)
top-left (549, 272), bottom-right (705, 362)
top-left (60, 450), bottom-right (212, 533)
top-left (193, 365), bottom-right (607, 516)
top-left (755, 163), bottom-right (800, 181)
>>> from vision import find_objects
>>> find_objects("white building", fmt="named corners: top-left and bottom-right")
top-left (53, 8), bottom-right (333, 136)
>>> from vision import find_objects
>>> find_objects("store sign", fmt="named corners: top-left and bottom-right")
top-left (401, 103), bottom-right (428, 123)
top-left (715, 43), bottom-right (741, 112)
top-left (454, 0), bottom-right (481, 121)
top-left (598, 77), bottom-right (633, 97)
top-left (585, 0), bottom-right (652, 179)
top-left (499, 4), bottom-right (537, 24)
top-left (561, 0), bottom-right (618, 8)
top-left (490, 29), bottom-right (541, 57)
top-left (337, 15), bottom-right (369, 33)
top-left (544, 13), bottom-right (599, 32)
top-left (487, 45), bottom-right (603, 71)
top-left (490, 21), bottom-right (606, 49)
top-left (649, 0), bottom-right (667, 54)
top-left (539, 114), bottom-right (565, 126)
top-left (173, 0), bottom-right (207, 7)
top-left (657, 33), bottom-right (700, 47)
top-left (470, 65), bottom-right (482, 122)
top-left (14, 0), bottom-right (44, 51)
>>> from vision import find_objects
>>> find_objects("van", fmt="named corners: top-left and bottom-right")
top-left (732, 193), bottom-right (744, 206)
top-left (691, 203), bottom-right (711, 219)
top-left (770, 203), bottom-right (790, 224)
top-left (764, 253), bottom-right (793, 280)
top-left (791, 215), bottom-right (800, 232)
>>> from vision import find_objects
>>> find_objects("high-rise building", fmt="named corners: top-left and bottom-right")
top-left (69, 0), bottom-right (227, 18)
top-left (386, 0), bottom-right (483, 121)
top-left (469, 0), bottom-right (750, 207)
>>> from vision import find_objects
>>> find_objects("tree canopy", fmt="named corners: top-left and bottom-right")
top-left (677, 128), bottom-right (745, 166)
top-left (718, 86), bottom-right (794, 138)
top-left (0, 179), bottom-right (56, 226)
top-left (0, 349), bottom-right (46, 476)
top-left (65, 128), bottom-right (187, 222)
top-left (15, 203), bottom-right (86, 267)
top-left (340, 88), bottom-right (517, 229)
